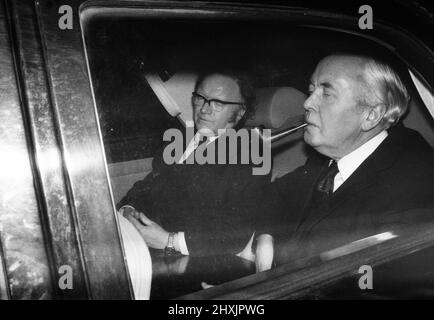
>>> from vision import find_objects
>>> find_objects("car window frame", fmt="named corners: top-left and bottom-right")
top-left (14, 0), bottom-right (433, 299)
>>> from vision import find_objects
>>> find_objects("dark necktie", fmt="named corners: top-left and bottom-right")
top-left (293, 160), bottom-right (339, 238)
top-left (292, 160), bottom-right (339, 249)
top-left (314, 160), bottom-right (339, 202)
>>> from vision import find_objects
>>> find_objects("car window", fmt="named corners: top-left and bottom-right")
top-left (409, 69), bottom-right (434, 119)
top-left (81, 6), bottom-right (434, 300)
top-left (402, 70), bottom-right (434, 147)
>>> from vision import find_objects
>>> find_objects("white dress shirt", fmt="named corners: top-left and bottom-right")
top-left (333, 130), bottom-right (388, 192)
top-left (177, 131), bottom-right (219, 164)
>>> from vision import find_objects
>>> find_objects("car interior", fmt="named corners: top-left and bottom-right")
top-left (2, 0), bottom-right (434, 301)
top-left (84, 17), bottom-right (434, 205)
top-left (82, 12), bottom-right (434, 298)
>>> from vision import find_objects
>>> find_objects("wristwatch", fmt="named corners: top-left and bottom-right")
top-left (164, 232), bottom-right (177, 256)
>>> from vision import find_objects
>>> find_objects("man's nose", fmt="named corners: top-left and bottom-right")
top-left (200, 101), bottom-right (213, 114)
top-left (303, 93), bottom-right (316, 111)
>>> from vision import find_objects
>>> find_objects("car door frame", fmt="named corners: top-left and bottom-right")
top-left (1, 0), bottom-right (433, 299)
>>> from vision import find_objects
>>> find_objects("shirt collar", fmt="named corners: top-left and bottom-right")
top-left (194, 130), bottom-right (221, 146)
top-left (337, 130), bottom-right (388, 182)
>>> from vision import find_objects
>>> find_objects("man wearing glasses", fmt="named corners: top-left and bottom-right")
top-left (118, 71), bottom-right (269, 259)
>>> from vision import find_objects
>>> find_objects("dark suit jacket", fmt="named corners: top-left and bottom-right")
top-left (118, 133), bottom-right (271, 257)
top-left (258, 125), bottom-right (434, 265)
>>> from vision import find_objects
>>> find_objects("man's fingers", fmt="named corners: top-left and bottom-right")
top-left (131, 209), bottom-right (141, 220)
top-left (201, 282), bottom-right (215, 290)
top-left (124, 210), bottom-right (153, 226)
top-left (121, 206), bottom-right (141, 221)
top-left (125, 214), bottom-right (145, 230)
top-left (138, 212), bottom-right (153, 226)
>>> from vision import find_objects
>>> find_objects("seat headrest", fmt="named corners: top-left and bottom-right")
top-left (144, 72), bottom-right (197, 126)
top-left (245, 87), bottom-right (306, 129)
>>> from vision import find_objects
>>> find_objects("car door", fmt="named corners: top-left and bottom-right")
top-left (0, 0), bottom-right (433, 300)
top-left (0, 0), bottom-right (132, 299)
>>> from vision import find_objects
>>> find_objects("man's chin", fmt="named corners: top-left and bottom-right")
top-left (304, 131), bottom-right (318, 147)
top-left (196, 123), bottom-right (216, 136)
top-left (197, 127), bottom-right (215, 137)
top-left (304, 134), bottom-right (331, 157)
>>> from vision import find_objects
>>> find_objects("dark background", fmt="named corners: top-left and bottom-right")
top-left (84, 17), bottom-right (416, 163)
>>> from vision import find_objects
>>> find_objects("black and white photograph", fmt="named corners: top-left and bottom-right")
top-left (0, 0), bottom-right (433, 305)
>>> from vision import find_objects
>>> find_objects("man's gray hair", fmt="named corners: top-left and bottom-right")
top-left (357, 57), bottom-right (410, 128)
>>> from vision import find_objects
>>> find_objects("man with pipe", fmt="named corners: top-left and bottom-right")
top-left (253, 54), bottom-right (434, 271)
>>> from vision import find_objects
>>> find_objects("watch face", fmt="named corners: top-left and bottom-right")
top-left (164, 232), bottom-right (177, 256)
top-left (164, 247), bottom-right (177, 256)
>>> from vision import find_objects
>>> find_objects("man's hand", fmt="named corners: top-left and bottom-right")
top-left (255, 234), bottom-right (274, 273)
top-left (201, 282), bottom-right (215, 289)
top-left (125, 210), bottom-right (170, 250)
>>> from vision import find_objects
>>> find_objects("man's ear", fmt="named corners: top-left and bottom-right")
top-left (361, 104), bottom-right (386, 131)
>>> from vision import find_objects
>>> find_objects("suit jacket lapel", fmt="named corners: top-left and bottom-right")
top-left (297, 128), bottom-right (405, 233)
top-left (292, 155), bottom-right (329, 232)
top-left (330, 130), bottom-right (403, 210)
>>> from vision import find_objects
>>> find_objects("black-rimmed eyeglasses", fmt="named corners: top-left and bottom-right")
top-left (192, 92), bottom-right (245, 112)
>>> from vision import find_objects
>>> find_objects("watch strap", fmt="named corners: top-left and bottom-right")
top-left (164, 232), bottom-right (177, 255)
